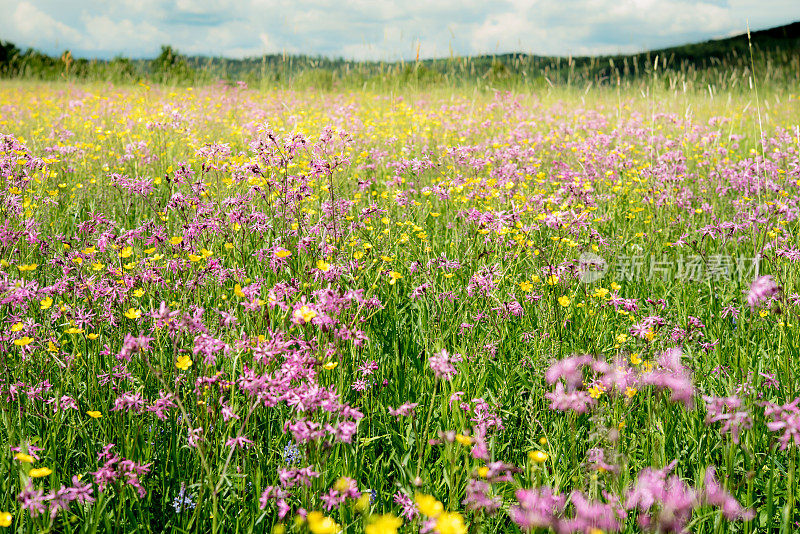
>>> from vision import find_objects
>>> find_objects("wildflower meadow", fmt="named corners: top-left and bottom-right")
top-left (0, 79), bottom-right (799, 533)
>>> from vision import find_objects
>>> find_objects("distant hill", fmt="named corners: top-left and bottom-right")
top-left (1, 21), bottom-right (799, 89)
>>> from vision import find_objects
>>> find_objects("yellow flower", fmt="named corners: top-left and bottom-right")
top-left (435, 512), bottom-right (467, 534)
top-left (17, 264), bottom-right (38, 272)
top-left (87, 333), bottom-right (100, 340)
top-left (316, 259), bottom-right (330, 272)
top-left (592, 287), bottom-right (609, 299)
top-left (47, 341), bottom-right (59, 352)
top-left (176, 355), bottom-right (193, 371)
top-left (14, 453), bottom-right (34, 463)
top-left (65, 327), bottom-right (84, 334)
top-left (10, 322), bottom-right (23, 332)
top-left (546, 274), bottom-right (559, 285)
top-left (625, 387), bottom-right (638, 398)
top-left (380, 255), bottom-right (393, 262)
top-left (40, 297), bottom-right (53, 310)
top-left (83, 246), bottom-right (96, 254)
top-left (558, 295), bottom-right (570, 307)
top-left (92, 262), bottom-right (105, 271)
top-left (455, 434), bottom-right (473, 446)
top-left (234, 283), bottom-right (246, 298)
top-left (388, 271), bottom-right (403, 285)
top-left (415, 494), bottom-right (443, 517)
top-left (29, 467), bottom-right (52, 478)
top-left (124, 308), bottom-right (142, 319)
top-left (133, 288), bottom-right (145, 298)
top-left (87, 411), bottom-right (102, 418)
top-left (118, 246), bottom-right (132, 258)
top-left (306, 511), bottom-right (338, 534)
top-left (630, 353), bottom-right (642, 365)
top-left (274, 249), bottom-right (291, 259)
top-left (13, 337), bottom-right (33, 347)
top-left (528, 450), bottom-right (548, 463)
top-left (293, 305), bottom-right (317, 324)
top-left (519, 281), bottom-right (533, 292)
top-left (169, 236), bottom-right (183, 245)
top-left (365, 514), bottom-right (402, 534)
top-left (354, 494), bottom-right (371, 513)
top-left (271, 525), bottom-right (286, 534)
top-left (615, 333), bottom-right (628, 344)
top-left (323, 361), bottom-right (339, 370)
top-left (588, 384), bottom-right (604, 399)
top-left (0, 512), bottom-right (11, 527)
top-left (188, 254), bottom-right (202, 262)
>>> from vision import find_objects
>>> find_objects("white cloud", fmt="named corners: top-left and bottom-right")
top-left (0, 0), bottom-right (798, 60)
top-left (7, 1), bottom-right (86, 51)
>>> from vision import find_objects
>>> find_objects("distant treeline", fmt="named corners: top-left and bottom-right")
top-left (1, 22), bottom-right (799, 91)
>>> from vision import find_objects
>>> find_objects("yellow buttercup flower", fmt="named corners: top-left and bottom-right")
top-left (293, 306), bottom-right (317, 324)
top-left (14, 453), bottom-right (34, 463)
top-left (558, 295), bottom-right (570, 307)
top-left (365, 514), bottom-right (402, 534)
top-left (169, 236), bottom-right (183, 245)
top-left (388, 271), bottom-right (403, 285)
top-left (306, 511), bottom-right (338, 534)
top-left (274, 249), bottom-right (291, 258)
top-left (455, 434), bottom-right (473, 446)
top-left (13, 337), bottom-right (33, 347)
top-left (118, 246), bottom-right (132, 258)
top-left (133, 288), bottom-right (145, 297)
top-left (354, 494), bottom-right (371, 513)
top-left (323, 361), bottom-right (338, 370)
top-left (176, 355), bottom-right (193, 371)
top-left (10, 322), bottom-right (23, 332)
top-left (435, 512), bottom-right (467, 534)
top-left (234, 284), bottom-right (246, 298)
top-left (29, 467), bottom-right (52, 478)
top-left (87, 411), bottom-right (102, 418)
top-left (316, 259), bottom-right (330, 272)
top-left (528, 450), bottom-right (548, 463)
top-left (415, 494), bottom-right (443, 517)
top-left (40, 297), bottom-right (53, 309)
top-left (0, 512), bottom-right (11, 527)
top-left (124, 308), bottom-right (142, 319)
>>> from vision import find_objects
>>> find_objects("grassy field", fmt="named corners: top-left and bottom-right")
top-left (0, 78), bottom-right (799, 533)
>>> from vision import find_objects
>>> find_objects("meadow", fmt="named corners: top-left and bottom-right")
top-left (0, 78), bottom-right (799, 533)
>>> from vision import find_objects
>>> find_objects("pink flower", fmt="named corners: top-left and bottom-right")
top-left (747, 275), bottom-right (779, 310)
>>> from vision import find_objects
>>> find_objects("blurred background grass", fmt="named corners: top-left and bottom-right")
top-left (1, 22), bottom-right (798, 92)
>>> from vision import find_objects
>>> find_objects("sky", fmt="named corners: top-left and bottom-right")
top-left (1, 0), bottom-right (799, 61)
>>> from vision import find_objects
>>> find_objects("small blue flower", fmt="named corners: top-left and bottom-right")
top-left (172, 484), bottom-right (196, 514)
top-left (282, 443), bottom-right (301, 465)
